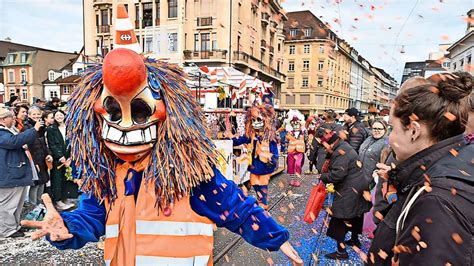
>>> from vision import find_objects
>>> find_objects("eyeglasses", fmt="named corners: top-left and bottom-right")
top-left (372, 128), bottom-right (385, 131)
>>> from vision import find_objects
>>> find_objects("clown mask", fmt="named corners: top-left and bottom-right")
top-left (94, 48), bottom-right (166, 162)
top-left (252, 116), bottom-right (264, 130)
top-left (290, 119), bottom-right (301, 131)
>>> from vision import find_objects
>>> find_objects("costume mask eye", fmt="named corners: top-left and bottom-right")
top-left (103, 96), bottom-right (122, 122)
top-left (131, 98), bottom-right (153, 124)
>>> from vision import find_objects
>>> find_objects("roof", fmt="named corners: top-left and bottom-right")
top-left (447, 30), bottom-right (474, 53)
top-left (0, 40), bottom-right (38, 59)
top-left (284, 11), bottom-right (333, 40)
top-left (56, 74), bottom-right (81, 84)
top-left (1, 51), bottom-right (37, 66)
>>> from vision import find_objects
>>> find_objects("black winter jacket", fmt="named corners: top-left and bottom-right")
top-left (309, 122), bottom-right (343, 172)
top-left (345, 120), bottom-right (369, 153)
top-left (23, 118), bottom-right (51, 185)
top-left (320, 140), bottom-right (372, 219)
top-left (369, 134), bottom-right (473, 265)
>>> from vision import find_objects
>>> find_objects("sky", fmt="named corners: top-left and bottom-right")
top-left (0, 0), bottom-right (473, 83)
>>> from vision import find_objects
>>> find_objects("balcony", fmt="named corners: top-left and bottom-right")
top-left (197, 17), bottom-right (213, 28)
top-left (260, 39), bottom-right (267, 50)
top-left (97, 25), bottom-right (110, 33)
top-left (233, 51), bottom-right (285, 82)
top-left (184, 50), bottom-right (227, 61)
top-left (93, 0), bottom-right (111, 6)
top-left (261, 12), bottom-right (270, 27)
top-left (269, 46), bottom-right (274, 54)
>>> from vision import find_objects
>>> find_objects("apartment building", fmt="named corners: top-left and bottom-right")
top-left (2, 49), bottom-right (76, 103)
top-left (84, 0), bottom-right (287, 96)
top-left (281, 10), bottom-right (351, 115)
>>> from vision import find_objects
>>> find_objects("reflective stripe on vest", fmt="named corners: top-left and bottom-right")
top-left (287, 134), bottom-right (305, 153)
top-left (104, 161), bottom-right (214, 266)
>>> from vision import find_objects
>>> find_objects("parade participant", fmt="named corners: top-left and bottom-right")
top-left (369, 72), bottom-right (473, 265)
top-left (285, 110), bottom-right (307, 187)
top-left (230, 104), bottom-right (279, 209)
top-left (317, 131), bottom-right (371, 260)
top-left (21, 5), bottom-right (302, 266)
top-left (305, 115), bottom-right (323, 174)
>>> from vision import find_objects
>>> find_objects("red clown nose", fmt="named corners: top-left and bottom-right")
top-left (102, 48), bottom-right (147, 98)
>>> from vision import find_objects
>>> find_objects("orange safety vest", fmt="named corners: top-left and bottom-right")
top-left (104, 159), bottom-right (214, 266)
top-left (248, 139), bottom-right (272, 164)
top-left (287, 134), bottom-right (305, 153)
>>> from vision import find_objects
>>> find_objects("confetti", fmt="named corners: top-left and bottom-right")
top-left (411, 227), bottom-right (421, 241)
top-left (266, 257), bottom-right (274, 265)
top-left (409, 113), bottom-right (419, 121)
top-left (251, 223), bottom-right (260, 231)
top-left (443, 112), bottom-right (457, 121)
top-left (425, 218), bottom-right (433, 224)
top-left (451, 187), bottom-right (457, 196)
top-left (375, 211), bottom-right (385, 221)
top-left (356, 161), bottom-right (363, 168)
top-left (378, 249), bottom-right (388, 260)
top-left (451, 233), bottom-right (463, 244)
top-left (449, 149), bottom-right (459, 157)
top-left (419, 241), bottom-right (428, 248)
top-left (363, 191), bottom-right (372, 201)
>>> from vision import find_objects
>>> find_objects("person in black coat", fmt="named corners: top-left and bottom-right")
top-left (343, 107), bottom-right (369, 153)
top-left (369, 72), bottom-right (473, 265)
top-left (311, 109), bottom-right (344, 173)
top-left (317, 131), bottom-right (371, 260)
top-left (46, 110), bottom-right (77, 210)
top-left (22, 107), bottom-right (53, 205)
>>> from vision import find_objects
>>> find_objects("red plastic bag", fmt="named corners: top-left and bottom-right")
top-left (304, 182), bottom-right (327, 223)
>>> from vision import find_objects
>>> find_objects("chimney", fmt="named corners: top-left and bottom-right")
top-left (467, 9), bottom-right (474, 34)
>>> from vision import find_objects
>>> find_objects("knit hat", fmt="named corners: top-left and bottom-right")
top-left (320, 131), bottom-right (339, 145)
top-left (0, 108), bottom-right (14, 119)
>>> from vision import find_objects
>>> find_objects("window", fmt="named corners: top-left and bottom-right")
top-left (63, 86), bottom-right (71, 94)
top-left (212, 33), bottom-right (217, 50)
top-left (201, 33), bottom-right (211, 52)
top-left (21, 70), bottom-right (26, 83)
top-left (286, 95), bottom-right (295, 104)
top-left (20, 53), bottom-right (27, 63)
top-left (250, 40), bottom-right (254, 56)
top-left (318, 60), bottom-right (324, 71)
top-left (288, 61), bottom-right (295, 72)
top-left (304, 28), bottom-right (312, 37)
top-left (319, 45), bottom-right (324, 53)
top-left (135, 4), bottom-right (140, 28)
top-left (303, 44), bottom-right (310, 54)
top-left (62, 71), bottom-right (69, 78)
top-left (168, 33), bottom-right (178, 52)
top-left (155, 0), bottom-right (160, 24)
top-left (302, 77), bottom-right (309, 88)
top-left (101, 9), bottom-right (108, 25)
top-left (49, 72), bottom-right (55, 81)
top-left (315, 95), bottom-right (323, 105)
top-left (145, 37), bottom-right (153, 52)
top-left (303, 60), bottom-right (310, 71)
top-left (460, 59), bottom-right (464, 67)
top-left (317, 76), bottom-right (324, 86)
top-left (300, 94), bottom-right (310, 104)
top-left (142, 3), bottom-right (153, 27)
top-left (289, 45), bottom-right (295, 54)
top-left (8, 54), bottom-right (14, 64)
top-left (194, 34), bottom-right (199, 51)
top-left (278, 43), bottom-right (281, 52)
top-left (8, 71), bottom-right (14, 82)
top-left (287, 77), bottom-right (294, 88)
top-left (50, 90), bottom-right (58, 99)
top-left (21, 88), bottom-right (28, 101)
top-left (168, 0), bottom-right (178, 18)
top-left (9, 88), bottom-right (16, 98)
top-left (453, 63), bottom-right (457, 70)
top-left (467, 55), bottom-right (472, 65)
top-left (290, 29), bottom-right (298, 37)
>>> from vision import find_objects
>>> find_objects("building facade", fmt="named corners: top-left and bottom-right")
top-left (2, 50), bottom-right (76, 103)
top-left (84, 0), bottom-right (287, 99)
top-left (447, 9), bottom-right (474, 75)
top-left (281, 10), bottom-right (351, 115)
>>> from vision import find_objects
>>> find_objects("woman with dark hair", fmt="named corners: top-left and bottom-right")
top-left (317, 131), bottom-right (371, 260)
top-left (46, 110), bottom-right (77, 210)
top-left (369, 72), bottom-right (473, 265)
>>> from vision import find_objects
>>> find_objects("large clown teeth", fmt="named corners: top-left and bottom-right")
top-left (102, 123), bottom-right (157, 145)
